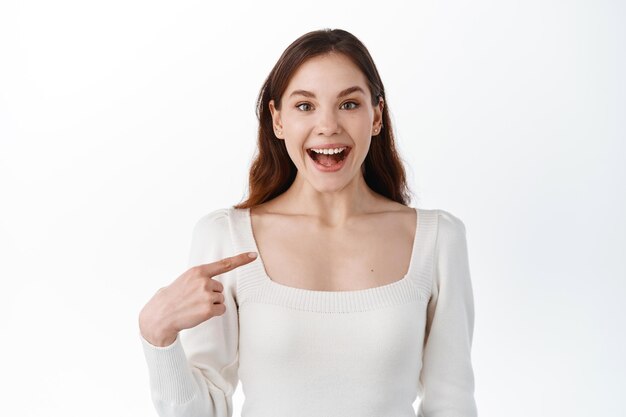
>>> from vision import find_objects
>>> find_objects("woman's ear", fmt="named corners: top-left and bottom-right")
top-left (372, 97), bottom-right (384, 134)
top-left (269, 99), bottom-right (283, 139)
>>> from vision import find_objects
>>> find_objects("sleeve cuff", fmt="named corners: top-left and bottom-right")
top-left (140, 331), bottom-right (199, 404)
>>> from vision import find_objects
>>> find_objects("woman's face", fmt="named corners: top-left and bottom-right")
top-left (269, 52), bottom-right (384, 192)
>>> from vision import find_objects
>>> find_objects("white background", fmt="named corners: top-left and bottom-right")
top-left (1, 1), bottom-right (624, 416)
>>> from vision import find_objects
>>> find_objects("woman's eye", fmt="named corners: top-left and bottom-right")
top-left (296, 103), bottom-right (313, 111)
top-left (341, 101), bottom-right (359, 110)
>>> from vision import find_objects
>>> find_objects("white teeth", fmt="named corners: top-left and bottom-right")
top-left (310, 147), bottom-right (347, 154)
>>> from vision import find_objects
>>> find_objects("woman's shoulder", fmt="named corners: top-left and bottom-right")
top-left (187, 207), bottom-right (238, 268)
top-left (434, 208), bottom-right (467, 234)
top-left (409, 203), bottom-right (466, 228)
top-left (190, 207), bottom-right (239, 242)
top-left (402, 206), bottom-right (467, 250)
top-left (193, 207), bottom-right (230, 227)
top-left (428, 208), bottom-right (468, 257)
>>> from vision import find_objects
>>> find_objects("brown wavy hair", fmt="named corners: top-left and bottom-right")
top-left (233, 28), bottom-right (412, 209)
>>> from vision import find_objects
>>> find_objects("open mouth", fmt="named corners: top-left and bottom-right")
top-left (306, 146), bottom-right (351, 168)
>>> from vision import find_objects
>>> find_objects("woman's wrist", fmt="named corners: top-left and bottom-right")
top-left (139, 311), bottom-right (178, 347)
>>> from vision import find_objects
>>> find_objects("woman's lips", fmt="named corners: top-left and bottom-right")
top-left (306, 146), bottom-right (351, 172)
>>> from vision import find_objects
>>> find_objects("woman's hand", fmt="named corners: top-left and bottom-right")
top-left (138, 252), bottom-right (258, 347)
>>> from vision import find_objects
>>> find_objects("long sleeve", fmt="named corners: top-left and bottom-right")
top-left (140, 208), bottom-right (240, 417)
top-left (417, 209), bottom-right (478, 417)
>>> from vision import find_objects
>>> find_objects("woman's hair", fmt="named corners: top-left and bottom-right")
top-left (233, 28), bottom-right (412, 209)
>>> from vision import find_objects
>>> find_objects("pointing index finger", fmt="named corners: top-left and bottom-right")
top-left (198, 251), bottom-right (258, 278)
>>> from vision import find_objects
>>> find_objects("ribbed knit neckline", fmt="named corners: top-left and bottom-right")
top-left (228, 206), bottom-right (437, 313)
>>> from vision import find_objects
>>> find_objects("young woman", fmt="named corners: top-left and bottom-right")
top-left (139, 28), bottom-right (478, 417)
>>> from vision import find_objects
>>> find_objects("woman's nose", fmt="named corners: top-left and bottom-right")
top-left (315, 107), bottom-right (340, 136)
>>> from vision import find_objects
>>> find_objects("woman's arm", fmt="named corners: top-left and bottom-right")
top-left (417, 209), bottom-right (478, 417)
top-left (140, 209), bottom-right (240, 417)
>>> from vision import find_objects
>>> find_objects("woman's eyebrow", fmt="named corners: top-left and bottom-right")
top-left (288, 86), bottom-right (365, 99)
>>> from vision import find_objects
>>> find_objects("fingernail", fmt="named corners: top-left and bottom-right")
top-left (248, 252), bottom-right (258, 259)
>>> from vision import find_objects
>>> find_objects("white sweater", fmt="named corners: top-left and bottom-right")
top-left (140, 206), bottom-right (478, 417)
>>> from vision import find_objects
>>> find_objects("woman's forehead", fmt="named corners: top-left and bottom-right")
top-left (283, 53), bottom-right (369, 98)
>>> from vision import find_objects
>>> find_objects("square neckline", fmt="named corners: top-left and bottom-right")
top-left (244, 206), bottom-right (420, 294)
